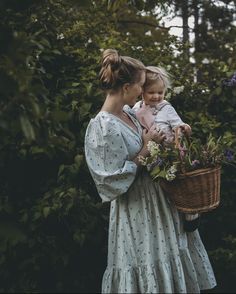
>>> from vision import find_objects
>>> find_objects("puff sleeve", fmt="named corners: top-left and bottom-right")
top-left (132, 100), bottom-right (142, 112)
top-left (84, 115), bottom-right (138, 202)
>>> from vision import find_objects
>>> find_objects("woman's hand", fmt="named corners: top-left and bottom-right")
top-left (132, 126), bottom-right (165, 166)
top-left (143, 125), bottom-right (166, 146)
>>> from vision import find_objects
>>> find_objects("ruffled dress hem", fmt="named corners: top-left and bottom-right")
top-left (102, 247), bottom-right (216, 294)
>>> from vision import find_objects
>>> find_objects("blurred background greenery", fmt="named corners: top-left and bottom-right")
top-left (0, 0), bottom-right (235, 292)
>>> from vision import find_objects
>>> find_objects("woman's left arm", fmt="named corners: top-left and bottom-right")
top-left (85, 118), bottom-right (138, 202)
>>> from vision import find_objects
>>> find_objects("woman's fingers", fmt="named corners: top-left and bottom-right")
top-left (152, 130), bottom-right (165, 143)
top-left (143, 126), bottom-right (166, 144)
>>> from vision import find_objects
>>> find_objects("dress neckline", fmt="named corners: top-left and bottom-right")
top-left (99, 110), bottom-right (141, 136)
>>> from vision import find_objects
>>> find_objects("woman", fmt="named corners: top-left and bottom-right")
top-left (84, 49), bottom-right (216, 293)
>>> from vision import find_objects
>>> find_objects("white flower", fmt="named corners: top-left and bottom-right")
top-left (147, 163), bottom-right (152, 171)
top-left (165, 165), bottom-right (177, 181)
top-left (202, 58), bottom-right (210, 64)
top-left (57, 33), bottom-right (65, 40)
top-left (173, 86), bottom-right (184, 95)
top-left (138, 155), bottom-right (148, 166)
top-left (147, 141), bottom-right (161, 157)
top-left (145, 30), bottom-right (152, 36)
top-left (165, 92), bottom-right (171, 100)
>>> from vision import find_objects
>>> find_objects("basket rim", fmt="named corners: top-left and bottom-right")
top-left (174, 201), bottom-right (220, 213)
top-left (177, 165), bottom-right (221, 179)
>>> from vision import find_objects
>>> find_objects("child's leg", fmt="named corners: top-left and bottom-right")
top-left (185, 213), bottom-right (199, 221)
top-left (183, 213), bottom-right (201, 232)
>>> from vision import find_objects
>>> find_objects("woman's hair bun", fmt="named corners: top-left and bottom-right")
top-left (102, 49), bottom-right (122, 70)
top-left (99, 49), bottom-right (122, 90)
top-left (99, 48), bottom-right (145, 91)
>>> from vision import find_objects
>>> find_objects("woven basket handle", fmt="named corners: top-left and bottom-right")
top-left (174, 125), bottom-right (191, 148)
top-left (174, 127), bottom-right (180, 148)
top-left (174, 126), bottom-right (191, 174)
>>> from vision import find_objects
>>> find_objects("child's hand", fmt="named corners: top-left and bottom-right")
top-left (180, 124), bottom-right (191, 136)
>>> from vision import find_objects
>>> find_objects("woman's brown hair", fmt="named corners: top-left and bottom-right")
top-left (99, 49), bottom-right (145, 91)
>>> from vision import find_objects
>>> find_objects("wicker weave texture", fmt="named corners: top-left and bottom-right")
top-left (160, 166), bottom-right (221, 213)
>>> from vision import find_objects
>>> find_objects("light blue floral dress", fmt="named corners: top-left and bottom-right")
top-left (84, 106), bottom-right (216, 293)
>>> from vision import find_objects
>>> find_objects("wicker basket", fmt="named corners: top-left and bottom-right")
top-left (160, 166), bottom-right (221, 214)
top-left (159, 127), bottom-right (221, 213)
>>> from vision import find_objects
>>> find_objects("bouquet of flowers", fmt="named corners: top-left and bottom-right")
top-left (139, 131), bottom-right (234, 182)
top-left (139, 128), bottom-right (235, 213)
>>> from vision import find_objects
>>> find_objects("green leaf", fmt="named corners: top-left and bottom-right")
top-left (30, 146), bottom-right (46, 155)
top-left (74, 154), bottom-right (83, 168)
top-left (31, 101), bottom-right (41, 117)
top-left (215, 87), bottom-right (222, 95)
top-left (43, 207), bottom-right (50, 218)
top-left (33, 211), bottom-right (41, 221)
top-left (0, 221), bottom-right (27, 249)
top-left (86, 83), bottom-right (92, 95)
top-left (20, 115), bottom-right (35, 141)
top-left (72, 82), bottom-right (80, 87)
top-left (79, 102), bottom-right (92, 118)
top-left (51, 110), bottom-right (69, 122)
top-left (150, 166), bottom-right (160, 177)
top-left (52, 49), bottom-right (62, 55)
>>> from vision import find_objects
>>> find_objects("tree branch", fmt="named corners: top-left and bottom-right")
top-left (117, 19), bottom-right (189, 30)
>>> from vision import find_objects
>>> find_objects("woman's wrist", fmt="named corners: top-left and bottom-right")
top-left (132, 145), bottom-right (149, 166)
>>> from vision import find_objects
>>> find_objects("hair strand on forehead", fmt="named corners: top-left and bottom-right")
top-left (145, 66), bottom-right (171, 90)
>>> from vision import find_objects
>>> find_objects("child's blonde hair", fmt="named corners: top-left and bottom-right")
top-left (144, 66), bottom-right (171, 90)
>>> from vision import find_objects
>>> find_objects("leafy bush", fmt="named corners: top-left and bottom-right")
top-left (0, 0), bottom-right (235, 292)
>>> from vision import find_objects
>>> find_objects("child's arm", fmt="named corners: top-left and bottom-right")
top-left (166, 105), bottom-right (191, 136)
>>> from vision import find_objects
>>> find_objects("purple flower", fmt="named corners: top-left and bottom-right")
top-left (191, 159), bottom-right (200, 167)
top-left (149, 158), bottom-right (163, 171)
top-left (153, 158), bottom-right (163, 167)
top-left (223, 72), bottom-right (236, 87)
top-left (224, 149), bottom-right (234, 161)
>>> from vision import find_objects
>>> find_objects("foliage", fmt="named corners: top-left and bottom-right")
top-left (0, 0), bottom-right (235, 292)
top-left (0, 0), bottom-right (109, 292)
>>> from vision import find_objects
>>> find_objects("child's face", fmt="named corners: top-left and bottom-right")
top-left (143, 80), bottom-right (165, 107)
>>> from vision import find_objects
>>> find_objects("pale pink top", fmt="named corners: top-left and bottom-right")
top-left (133, 100), bottom-right (188, 143)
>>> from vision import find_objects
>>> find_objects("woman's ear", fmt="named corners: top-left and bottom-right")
top-left (122, 83), bottom-right (130, 94)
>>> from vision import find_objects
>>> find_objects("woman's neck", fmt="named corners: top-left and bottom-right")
top-left (101, 93), bottom-right (124, 115)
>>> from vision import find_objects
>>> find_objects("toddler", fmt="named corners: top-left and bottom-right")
top-left (133, 66), bottom-right (200, 232)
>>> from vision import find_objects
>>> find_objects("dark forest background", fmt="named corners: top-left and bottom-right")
top-left (0, 0), bottom-right (236, 292)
